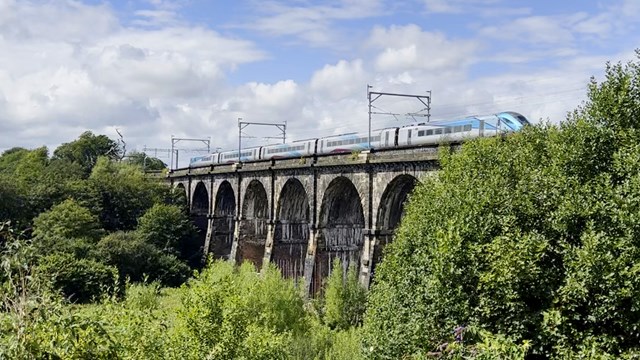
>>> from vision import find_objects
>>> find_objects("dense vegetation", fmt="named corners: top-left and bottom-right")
top-left (2, 52), bottom-right (640, 359)
top-left (364, 51), bottom-right (640, 358)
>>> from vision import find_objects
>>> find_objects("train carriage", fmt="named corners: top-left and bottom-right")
top-left (261, 139), bottom-right (316, 160)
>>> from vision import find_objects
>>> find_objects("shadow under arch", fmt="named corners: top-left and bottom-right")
top-left (273, 178), bottom-right (310, 282)
top-left (372, 174), bottom-right (418, 278)
top-left (236, 180), bottom-right (269, 269)
top-left (312, 176), bottom-right (364, 295)
top-left (211, 181), bottom-right (235, 260)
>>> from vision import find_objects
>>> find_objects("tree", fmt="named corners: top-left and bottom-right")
top-left (125, 151), bottom-right (167, 171)
top-left (96, 231), bottom-right (190, 286)
top-left (136, 204), bottom-right (199, 265)
top-left (33, 199), bottom-right (103, 242)
top-left (53, 131), bottom-right (121, 176)
top-left (78, 157), bottom-right (167, 231)
top-left (363, 51), bottom-right (640, 359)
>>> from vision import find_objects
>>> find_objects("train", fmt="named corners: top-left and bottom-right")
top-left (189, 111), bottom-right (530, 167)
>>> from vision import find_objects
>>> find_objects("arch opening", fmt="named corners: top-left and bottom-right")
top-left (236, 180), bottom-right (269, 269)
top-left (372, 174), bottom-right (417, 277)
top-left (312, 177), bottom-right (364, 295)
top-left (190, 182), bottom-right (210, 262)
top-left (191, 182), bottom-right (209, 215)
top-left (211, 181), bottom-right (235, 259)
top-left (273, 179), bottom-right (310, 282)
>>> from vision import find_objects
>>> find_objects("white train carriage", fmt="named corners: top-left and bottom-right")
top-left (260, 139), bottom-right (316, 160)
top-left (396, 112), bottom-right (529, 147)
top-left (219, 147), bottom-right (261, 163)
top-left (317, 131), bottom-right (384, 155)
top-left (189, 153), bottom-right (219, 167)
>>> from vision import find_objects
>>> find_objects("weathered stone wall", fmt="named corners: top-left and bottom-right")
top-left (169, 146), bottom-right (442, 292)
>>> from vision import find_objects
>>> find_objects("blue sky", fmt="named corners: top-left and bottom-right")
top-left (0, 0), bottom-right (638, 165)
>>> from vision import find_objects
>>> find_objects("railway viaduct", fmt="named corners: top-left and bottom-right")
top-left (168, 145), bottom-right (447, 294)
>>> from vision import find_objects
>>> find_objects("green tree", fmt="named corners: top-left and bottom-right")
top-left (78, 157), bottom-right (167, 231)
top-left (363, 51), bottom-right (640, 359)
top-left (125, 151), bottom-right (167, 171)
top-left (136, 203), bottom-right (198, 263)
top-left (96, 231), bottom-right (190, 286)
top-left (53, 131), bottom-right (121, 176)
top-left (33, 199), bottom-right (103, 242)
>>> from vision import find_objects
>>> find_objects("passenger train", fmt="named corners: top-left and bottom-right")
top-left (189, 111), bottom-right (530, 167)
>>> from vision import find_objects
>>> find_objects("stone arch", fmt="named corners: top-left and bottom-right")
top-left (312, 176), bottom-right (365, 295)
top-left (211, 180), bottom-right (236, 259)
top-left (191, 181), bottom-right (209, 215)
top-left (372, 174), bottom-right (418, 276)
top-left (273, 178), bottom-right (310, 282)
top-left (173, 183), bottom-right (188, 207)
top-left (236, 180), bottom-right (269, 269)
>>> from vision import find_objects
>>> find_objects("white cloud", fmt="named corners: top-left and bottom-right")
top-left (369, 25), bottom-right (479, 72)
top-left (310, 60), bottom-right (367, 100)
top-left (0, 1), bottom-right (265, 155)
top-left (238, 0), bottom-right (385, 47)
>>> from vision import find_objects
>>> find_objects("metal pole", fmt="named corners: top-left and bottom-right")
top-left (238, 117), bottom-right (242, 162)
top-left (170, 135), bottom-right (174, 170)
top-left (367, 84), bottom-right (372, 149)
top-left (283, 121), bottom-right (287, 144)
top-left (175, 150), bottom-right (179, 169)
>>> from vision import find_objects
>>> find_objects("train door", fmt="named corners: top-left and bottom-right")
top-left (320, 140), bottom-right (324, 154)
top-left (407, 129), bottom-right (412, 146)
top-left (385, 131), bottom-right (389, 147)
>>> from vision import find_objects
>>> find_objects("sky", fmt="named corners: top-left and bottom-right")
top-left (1, 0), bottom-right (639, 166)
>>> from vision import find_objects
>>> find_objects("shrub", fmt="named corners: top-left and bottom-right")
top-left (324, 258), bottom-right (367, 330)
top-left (33, 199), bottom-right (103, 241)
top-left (96, 231), bottom-right (190, 287)
top-left (36, 252), bottom-right (118, 303)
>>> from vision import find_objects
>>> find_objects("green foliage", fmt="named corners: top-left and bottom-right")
top-left (363, 52), bottom-right (640, 359)
top-left (96, 231), bottom-right (190, 287)
top-left (136, 203), bottom-right (198, 263)
top-left (36, 252), bottom-right (118, 303)
top-left (33, 198), bottom-right (104, 241)
top-left (172, 261), bottom-right (306, 359)
top-left (324, 258), bottom-right (367, 330)
top-left (125, 151), bottom-right (167, 171)
top-left (53, 131), bottom-right (121, 176)
top-left (79, 156), bottom-right (167, 231)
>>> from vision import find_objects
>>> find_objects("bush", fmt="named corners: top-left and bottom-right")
top-left (96, 231), bottom-right (190, 287)
top-left (33, 199), bottom-right (103, 241)
top-left (170, 261), bottom-right (306, 359)
top-left (136, 203), bottom-right (199, 264)
top-left (324, 258), bottom-right (367, 330)
top-left (36, 252), bottom-right (118, 303)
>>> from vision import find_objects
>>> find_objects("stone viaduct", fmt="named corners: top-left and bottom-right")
top-left (168, 146), bottom-right (446, 294)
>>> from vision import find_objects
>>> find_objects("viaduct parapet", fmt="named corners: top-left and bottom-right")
top-left (168, 146), bottom-right (447, 294)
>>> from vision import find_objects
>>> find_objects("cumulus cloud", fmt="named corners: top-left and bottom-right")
top-left (368, 25), bottom-right (478, 73)
top-left (0, 0), bottom-right (637, 168)
top-left (0, 0), bottom-right (265, 156)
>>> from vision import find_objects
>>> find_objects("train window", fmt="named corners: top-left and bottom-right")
top-left (444, 127), bottom-right (452, 134)
top-left (435, 128), bottom-right (443, 135)
top-left (454, 125), bottom-right (462, 133)
top-left (426, 129), bottom-right (433, 136)
top-left (464, 124), bottom-right (472, 131)
top-left (418, 130), bottom-right (424, 136)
